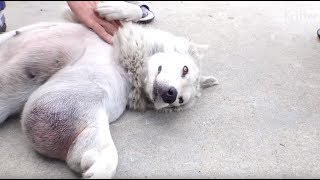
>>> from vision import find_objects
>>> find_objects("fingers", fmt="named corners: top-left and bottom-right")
top-left (95, 16), bottom-right (118, 35)
top-left (87, 21), bottom-right (113, 44)
top-left (67, 1), bottom-right (120, 44)
top-left (109, 20), bottom-right (121, 29)
top-left (101, 13), bottom-right (123, 21)
top-left (114, 20), bottom-right (123, 27)
top-left (95, 15), bottom-right (120, 29)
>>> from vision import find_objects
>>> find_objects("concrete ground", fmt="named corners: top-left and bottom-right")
top-left (1, 1), bottom-right (320, 179)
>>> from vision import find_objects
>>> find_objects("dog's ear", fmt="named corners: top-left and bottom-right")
top-left (200, 76), bottom-right (218, 89)
top-left (188, 43), bottom-right (209, 60)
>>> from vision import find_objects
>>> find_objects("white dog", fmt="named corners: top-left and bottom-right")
top-left (0, 2), bottom-right (218, 179)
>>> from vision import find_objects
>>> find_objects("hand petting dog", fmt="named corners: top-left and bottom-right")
top-left (67, 1), bottom-right (121, 44)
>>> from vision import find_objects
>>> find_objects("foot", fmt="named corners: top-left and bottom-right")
top-left (0, 11), bottom-right (6, 33)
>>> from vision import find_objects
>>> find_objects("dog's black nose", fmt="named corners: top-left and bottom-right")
top-left (161, 87), bottom-right (177, 104)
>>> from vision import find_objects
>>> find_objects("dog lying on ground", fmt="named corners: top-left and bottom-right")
top-left (0, 2), bottom-right (218, 178)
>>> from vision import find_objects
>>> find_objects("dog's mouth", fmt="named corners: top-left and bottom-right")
top-left (151, 76), bottom-right (159, 102)
top-left (152, 83), bottom-right (158, 102)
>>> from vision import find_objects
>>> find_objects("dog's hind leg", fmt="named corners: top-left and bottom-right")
top-left (0, 29), bottom-right (19, 44)
top-left (0, 25), bottom-right (86, 124)
top-left (0, 60), bottom-right (41, 123)
top-left (0, 44), bottom-right (76, 124)
top-left (66, 109), bottom-right (118, 179)
top-left (0, 59), bottom-right (51, 124)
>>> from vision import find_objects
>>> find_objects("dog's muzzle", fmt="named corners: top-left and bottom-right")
top-left (153, 83), bottom-right (177, 104)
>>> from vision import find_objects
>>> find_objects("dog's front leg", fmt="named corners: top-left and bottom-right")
top-left (95, 1), bottom-right (142, 22)
top-left (66, 109), bottom-right (118, 179)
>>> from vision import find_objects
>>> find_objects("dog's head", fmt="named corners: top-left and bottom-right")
top-left (143, 43), bottom-right (218, 111)
top-left (112, 23), bottom-right (218, 111)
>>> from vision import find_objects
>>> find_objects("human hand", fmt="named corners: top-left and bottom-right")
top-left (67, 1), bottom-right (121, 44)
top-left (96, 1), bottom-right (142, 22)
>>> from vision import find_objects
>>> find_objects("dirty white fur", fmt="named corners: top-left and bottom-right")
top-left (96, 1), bottom-right (143, 22)
top-left (0, 4), bottom-right (218, 179)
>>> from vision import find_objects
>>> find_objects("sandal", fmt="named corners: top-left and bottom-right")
top-left (137, 5), bottom-right (155, 24)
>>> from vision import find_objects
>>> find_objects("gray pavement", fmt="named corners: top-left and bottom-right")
top-left (1, 1), bottom-right (320, 179)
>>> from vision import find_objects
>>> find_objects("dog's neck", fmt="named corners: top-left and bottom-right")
top-left (118, 55), bottom-right (152, 111)
top-left (112, 28), bottom-right (154, 111)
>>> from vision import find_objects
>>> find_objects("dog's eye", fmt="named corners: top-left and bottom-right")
top-left (179, 97), bottom-right (184, 104)
top-left (182, 66), bottom-right (188, 77)
top-left (158, 66), bottom-right (162, 74)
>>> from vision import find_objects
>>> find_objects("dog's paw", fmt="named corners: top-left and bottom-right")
top-left (96, 1), bottom-right (142, 22)
top-left (81, 146), bottom-right (118, 179)
top-left (82, 159), bottom-right (116, 179)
